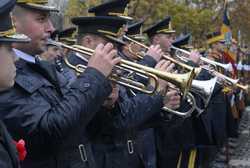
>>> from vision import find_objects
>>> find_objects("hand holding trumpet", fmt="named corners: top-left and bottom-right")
top-left (146, 45), bottom-right (164, 62)
top-left (88, 43), bottom-right (121, 77)
top-left (154, 60), bottom-right (181, 110)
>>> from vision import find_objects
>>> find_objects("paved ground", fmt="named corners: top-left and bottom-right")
top-left (229, 106), bottom-right (250, 168)
top-left (208, 106), bottom-right (250, 168)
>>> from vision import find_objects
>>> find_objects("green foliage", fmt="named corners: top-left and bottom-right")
top-left (64, 0), bottom-right (101, 26)
top-left (64, 0), bottom-right (250, 46)
top-left (230, 0), bottom-right (250, 46)
top-left (130, 0), bottom-right (221, 47)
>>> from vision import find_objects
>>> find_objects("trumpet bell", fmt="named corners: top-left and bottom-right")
top-left (200, 57), bottom-right (232, 71)
top-left (191, 77), bottom-right (218, 108)
top-left (172, 70), bottom-right (195, 97)
top-left (120, 59), bottom-right (195, 97)
top-left (236, 84), bottom-right (249, 93)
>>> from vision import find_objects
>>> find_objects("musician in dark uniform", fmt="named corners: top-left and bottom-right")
top-left (143, 16), bottom-right (180, 168)
top-left (41, 27), bottom-right (77, 61)
top-left (143, 17), bottom-right (201, 168)
top-left (41, 30), bottom-right (59, 62)
top-left (42, 27), bottom-right (78, 84)
top-left (121, 20), bottom-right (158, 168)
top-left (70, 13), bottom-right (177, 168)
top-left (86, 2), bottom-right (181, 168)
top-left (210, 32), bottom-right (243, 165)
top-left (121, 20), bottom-right (163, 64)
top-left (0, 0), bottom-right (121, 168)
top-left (0, 0), bottom-right (31, 167)
top-left (119, 20), bottom-right (163, 168)
top-left (169, 31), bottom-right (234, 167)
top-left (206, 31), bottom-right (235, 144)
top-left (170, 33), bottom-right (219, 167)
top-left (193, 32), bottom-right (232, 167)
top-left (170, 34), bottom-right (200, 168)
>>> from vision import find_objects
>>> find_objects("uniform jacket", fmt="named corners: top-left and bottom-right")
top-left (0, 59), bottom-right (112, 168)
top-left (196, 69), bottom-right (227, 146)
top-left (67, 51), bottom-right (164, 168)
top-left (0, 121), bottom-right (19, 168)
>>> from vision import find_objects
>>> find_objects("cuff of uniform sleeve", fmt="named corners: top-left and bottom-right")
top-left (73, 67), bottom-right (112, 96)
top-left (141, 55), bottom-right (157, 67)
top-left (152, 93), bottom-right (164, 108)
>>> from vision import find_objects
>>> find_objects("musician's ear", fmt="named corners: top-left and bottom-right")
top-left (152, 34), bottom-right (160, 44)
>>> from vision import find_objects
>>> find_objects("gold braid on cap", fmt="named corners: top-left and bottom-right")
top-left (108, 3), bottom-right (129, 17)
top-left (0, 14), bottom-right (16, 37)
top-left (0, 28), bottom-right (15, 37)
top-left (157, 22), bottom-right (176, 33)
top-left (108, 4), bottom-right (133, 20)
top-left (98, 26), bottom-right (126, 38)
top-left (17, 0), bottom-right (48, 4)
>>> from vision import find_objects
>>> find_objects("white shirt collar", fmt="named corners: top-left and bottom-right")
top-left (13, 48), bottom-right (36, 64)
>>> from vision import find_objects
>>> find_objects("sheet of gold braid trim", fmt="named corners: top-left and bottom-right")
top-left (98, 26), bottom-right (125, 38)
top-left (177, 149), bottom-right (197, 168)
top-left (177, 151), bottom-right (183, 168)
top-left (188, 149), bottom-right (197, 168)
top-left (0, 28), bottom-right (15, 37)
top-left (17, 0), bottom-right (48, 4)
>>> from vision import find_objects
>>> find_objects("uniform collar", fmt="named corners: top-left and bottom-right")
top-left (13, 48), bottom-right (36, 64)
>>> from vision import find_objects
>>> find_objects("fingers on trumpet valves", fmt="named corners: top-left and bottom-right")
top-left (88, 43), bottom-right (120, 77)
top-left (146, 45), bottom-right (163, 62)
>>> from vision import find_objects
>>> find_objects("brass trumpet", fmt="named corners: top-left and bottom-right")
top-left (72, 44), bottom-right (195, 97)
top-left (123, 35), bottom-right (202, 76)
top-left (72, 45), bottom-right (219, 118)
top-left (52, 41), bottom-right (195, 97)
top-left (170, 45), bottom-right (232, 71)
top-left (59, 42), bottom-right (198, 117)
top-left (161, 78), bottom-right (218, 117)
top-left (122, 36), bottom-right (221, 113)
top-left (170, 46), bottom-right (249, 92)
top-left (206, 68), bottom-right (249, 92)
top-left (62, 44), bottom-right (157, 94)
